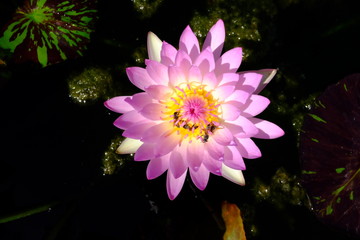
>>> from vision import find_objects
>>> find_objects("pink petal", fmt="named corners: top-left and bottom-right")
top-left (188, 65), bottom-right (202, 83)
top-left (213, 84), bottom-right (235, 101)
top-left (179, 25), bottom-right (200, 61)
top-left (186, 142), bottom-right (204, 171)
top-left (241, 95), bottom-right (270, 117)
top-left (194, 47), bottom-right (215, 76)
top-left (253, 69), bottom-right (277, 94)
top-left (223, 146), bottom-right (246, 170)
top-left (123, 122), bottom-right (155, 139)
top-left (212, 127), bottom-right (235, 146)
top-left (221, 102), bottom-right (241, 121)
top-left (225, 89), bottom-right (251, 105)
top-left (224, 115), bottom-right (259, 138)
top-left (139, 103), bottom-right (164, 120)
top-left (235, 138), bottom-right (261, 159)
top-left (126, 67), bottom-right (154, 91)
top-left (175, 50), bottom-right (192, 72)
top-left (154, 131), bottom-right (181, 157)
top-left (189, 164), bottom-right (210, 190)
top-left (147, 31), bottom-right (162, 62)
top-left (169, 147), bottom-right (188, 178)
top-left (203, 19), bottom-right (225, 60)
top-left (124, 92), bottom-right (153, 111)
top-left (141, 122), bottom-right (171, 142)
top-left (215, 47), bottom-right (242, 76)
top-left (104, 96), bottom-right (132, 113)
top-left (166, 169), bottom-right (187, 200)
top-left (217, 73), bottom-right (239, 86)
top-left (169, 65), bottom-right (187, 87)
top-left (236, 72), bottom-right (263, 94)
top-left (146, 155), bottom-right (170, 179)
top-left (113, 110), bottom-right (147, 129)
top-left (205, 137), bottom-right (224, 161)
top-left (134, 142), bottom-right (155, 161)
top-left (202, 71), bottom-right (219, 90)
top-left (161, 42), bottom-right (177, 66)
top-left (250, 118), bottom-right (285, 139)
top-left (145, 60), bottom-right (169, 85)
top-left (145, 85), bottom-right (173, 100)
top-left (203, 152), bottom-right (222, 176)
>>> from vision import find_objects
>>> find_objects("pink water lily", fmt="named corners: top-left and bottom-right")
top-left (105, 19), bottom-right (284, 200)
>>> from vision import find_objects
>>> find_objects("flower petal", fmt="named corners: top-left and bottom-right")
top-left (161, 42), bottom-right (177, 66)
top-left (203, 19), bottom-right (225, 60)
top-left (253, 69), bottom-right (277, 94)
top-left (215, 47), bottom-right (242, 76)
top-left (154, 131), bottom-right (181, 157)
top-left (123, 122), bottom-right (155, 139)
top-left (236, 72), bottom-right (263, 94)
top-left (190, 164), bottom-right (210, 190)
top-left (141, 122), bottom-right (170, 142)
top-left (145, 85), bottom-right (173, 100)
top-left (235, 138), bottom-right (261, 159)
top-left (241, 95), bottom-right (270, 117)
top-left (225, 115), bottom-right (259, 138)
top-left (221, 164), bottom-right (245, 186)
top-left (202, 71), bottom-right (220, 90)
top-left (223, 146), bottom-right (246, 170)
top-left (205, 137), bottom-right (224, 161)
top-left (113, 110), bottom-right (147, 129)
top-left (104, 96), bottom-right (132, 113)
top-left (221, 102), bottom-right (241, 121)
top-left (169, 65), bottom-right (187, 87)
top-left (213, 84), bottom-right (235, 102)
top-left (145, 59), bottom-right (169, 85)
top-left (169, 148), bottom-right (187, 178)
top-left (126, 67), bottom-right (154, 91)
top-left (146, 155), bottom-right (170, 179)
top-left (147, 31), bottom-right (162, 62)
top-left (125, 92), bottom-right (153, 111)
top-left (213, 127), bottom-right (235, 146)
top-left (175, 49), bottom-right (192, 72)
top-left (134, 142), bottom-right (155, 161)
top-left (225, 89), bottom-right (251, 105)
top-left (166, 169), bottom-right (187, 200)
top-left (203, 152), bottom-right (222, 176)
top-left (116, 137), bottom-right (143, 154)
top-left (188, 65), bottom-right (203, 83)
top-left (250, 118), bottom-right (285, 139)
top-left (186, 142), bottom-right (204, 171)
top-left (194, 47), bottom-right (215, 76)
top-left (139, 103), bottom-right (164, 121)
top-left (179, 25), bottom-right (200, 61)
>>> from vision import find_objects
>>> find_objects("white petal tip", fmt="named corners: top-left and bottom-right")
top-left (222, 164), bottom-right (245, 186)
top-left (147, 32), bottom-right (162, 62)
top-left (116, 137), bottom-right (143, 154)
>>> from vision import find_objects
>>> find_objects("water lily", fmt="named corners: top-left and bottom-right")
top-left (105, 19), bottom-right (284, 200)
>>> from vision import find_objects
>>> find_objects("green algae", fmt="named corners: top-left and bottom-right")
top-left (67, 67), bottom-right (113, 104)
top-left (132, 0), bottom-right (164, 18)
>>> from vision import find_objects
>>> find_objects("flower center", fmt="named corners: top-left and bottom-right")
top-left (163, 82), bottom-right (222, 143)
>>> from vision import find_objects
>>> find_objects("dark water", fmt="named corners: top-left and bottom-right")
top-left (0, 0), bottom-right (359, 239)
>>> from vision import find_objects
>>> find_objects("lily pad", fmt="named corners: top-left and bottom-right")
top-left (300, 74), bottom-right (360, 237)
top-left (0, 0), bottom-right (97, 67)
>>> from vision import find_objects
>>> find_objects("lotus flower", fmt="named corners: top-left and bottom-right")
top-left (105, 20), bottom-right (284, 200)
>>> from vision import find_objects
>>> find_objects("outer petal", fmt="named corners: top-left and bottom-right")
top-left (139, 103), bottom-right (164, 121)
top-left (169, 148), bottom-right (187, 178)
top-left (141, 122), bottom-right (170, 142)
top-left (236, 72), bottom-right (263, 94)
top-left (223, 146), bottom-right (246, 170)
top-left (126, 67), bottom-right (155, 91)
top-left (212, 127), bottom-right (235, 146)
top-left (203, 151), bottom-right (222, 176)
top-left (205, 137), bottom-right (225, 161)
top-left (104, 96), bottom-right (132, 113)
top-left (225, 115), bottom-right (259, 138)
top-left (145, 85), bottom-right (173, 101)
top-left (145, 59), bottom-right (169, 85)
top-left (147, 31), bottom-right (162, 62)
top-left (146, 155), bottom-right (170, 179)
top-left (189, 164), bottom-right (210, 190)
top-left (215, 47), bottom-right (242, 76)
top-left (116, 137), bottom-right (143, 154)
top-left (161, 42), bottom-right (177, 66)
top-left (241, 95), bottom-right (270, 117)
top-left (253, 69), bottom-right (277, 94)
top-left (175, 50), bottom-right (192, 72)
top-left (186, 142), bottom-right (204, 171)
top-left (194, 47), bottom-right (215, 76)
top-left (113, 110), bottom-right (147, 130)
top-left (154, 131), bottom-right (181, 157)
top-left (134, 142), bottom-right (155, 161)
top-left (221, 102), bottom-right (241, 121)
top-left (123, 122), bottom-right (155, 139)
top-left (235, 138), bottom-right (261, 159)
top-left (250, 118), bottom-right (285, 139)
top-left (125, 92), bottom-right (153, 111)
top-left (203, 19), bottom-right (225, 60)
top-left (179, 25), bottom-right (200, 61)
top-left (221, 164), bottom-right (245, 186)
top-left (166, 170), bottom-right (187, 200)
